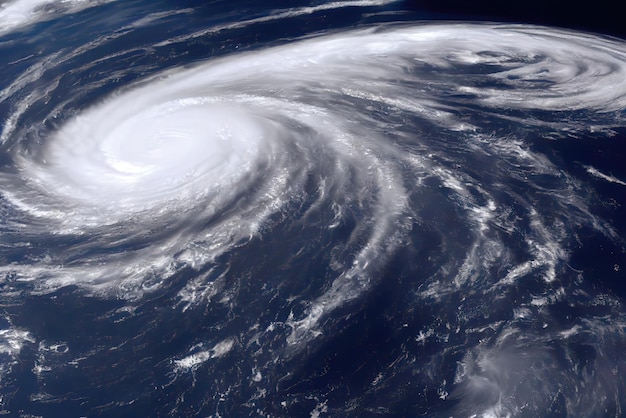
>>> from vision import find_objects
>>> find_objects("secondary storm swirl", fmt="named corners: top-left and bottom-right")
top-left (1, 22), bottom-right (626, 416)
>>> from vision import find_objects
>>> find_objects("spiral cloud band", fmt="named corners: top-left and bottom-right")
top-left (1, 14), bottom-right (626, 417)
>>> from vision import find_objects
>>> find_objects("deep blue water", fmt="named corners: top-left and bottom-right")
top-left (1, 1), bottom-right (626, 417)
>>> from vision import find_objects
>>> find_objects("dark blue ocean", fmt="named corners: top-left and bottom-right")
top-left (1, 1), bottom-right (626, 417)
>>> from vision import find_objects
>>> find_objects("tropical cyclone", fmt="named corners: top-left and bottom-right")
top-left (3, 24), bottom-right (625, 290)
top-left (1, 18), bottom-right (626, 417)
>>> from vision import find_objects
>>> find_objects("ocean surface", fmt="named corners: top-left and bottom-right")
top-left (1, 1), bottom-right (626, 416)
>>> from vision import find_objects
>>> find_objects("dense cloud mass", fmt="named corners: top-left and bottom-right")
top-left (1, 1), bottom-right (626, 416)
